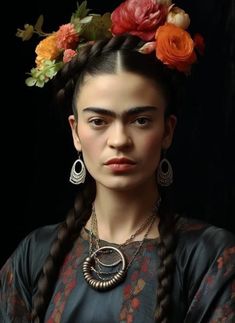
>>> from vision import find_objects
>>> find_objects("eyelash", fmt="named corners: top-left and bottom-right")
top-left (88, 117), bottom-right (152, 128)
top-left (89, 118), bottom-right (107, 127)
top-left (133, 117), bottom-right (151, 127)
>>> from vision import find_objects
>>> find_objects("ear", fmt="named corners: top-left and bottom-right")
top-left (161, 115), bottom-right (177, 150)
top-left (68, 115), bottom-right (82, 151)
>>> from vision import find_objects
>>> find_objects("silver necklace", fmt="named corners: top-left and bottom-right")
top-left (82, 199), bottom-right (161, 291)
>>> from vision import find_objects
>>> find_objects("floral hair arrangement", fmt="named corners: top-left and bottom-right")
top-left (16, 0), bottom-right (205, 88)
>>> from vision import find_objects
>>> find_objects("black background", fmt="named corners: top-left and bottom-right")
top-left (2, 0), bottom-right (235, 267)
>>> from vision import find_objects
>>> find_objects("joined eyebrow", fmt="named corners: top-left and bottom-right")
top-left (83, 106), bottom-right (158, 117)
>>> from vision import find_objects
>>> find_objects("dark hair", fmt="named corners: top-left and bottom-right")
top-left (56, 34), bottom-right (185, 120)
top-left (32, 34), bottom-right (182, 322)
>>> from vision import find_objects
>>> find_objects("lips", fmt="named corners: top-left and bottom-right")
top-left (104, 157), bottom-right (136, 165)
top-left (104, 157), bottom-right (136, 173)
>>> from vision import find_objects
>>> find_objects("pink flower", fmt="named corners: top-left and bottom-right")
top-left (63, 49), bottom-right (77, 63)
top-left (56, 23), bottom-right (79, 50)
top-left (111, 0), bottom-right (168, 41)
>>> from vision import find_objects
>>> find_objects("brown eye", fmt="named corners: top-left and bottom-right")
top-left (134, 117), bottom-right (151, 126)
top-left (89, 118), bottom-right (107, 127)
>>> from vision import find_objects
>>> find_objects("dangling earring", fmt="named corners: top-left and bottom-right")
top-left (157, 157), bottom-right (173, 187)
top-left (69, 153), bottom-right (86, 185)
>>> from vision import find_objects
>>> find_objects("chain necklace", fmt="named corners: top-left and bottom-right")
top-left (82, 198), bottom-right (161, 291)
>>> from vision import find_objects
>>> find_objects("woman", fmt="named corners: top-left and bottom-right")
top-left (1, 1), bottom-right (235, 322)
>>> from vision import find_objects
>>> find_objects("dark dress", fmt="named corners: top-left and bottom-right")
top-left (0, 217), bottom-right (235, 323)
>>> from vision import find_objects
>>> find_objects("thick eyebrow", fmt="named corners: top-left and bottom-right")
top-left (82, 106), bottom-right (158, 117)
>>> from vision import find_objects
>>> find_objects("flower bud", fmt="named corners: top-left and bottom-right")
top-left (166, 6), bottom-right (190, 30)
top-left (138, 41), bottom-right (156, 54)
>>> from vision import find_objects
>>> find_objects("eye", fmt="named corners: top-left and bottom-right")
top-left (89, 118), bottom-right (107, 128)
top-left (133, 117), bottom-right (151, 127)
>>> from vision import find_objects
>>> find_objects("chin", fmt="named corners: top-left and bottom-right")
top-left (96, 175), bottom-right (154, 192)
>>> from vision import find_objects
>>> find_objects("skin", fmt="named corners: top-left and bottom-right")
top-left (69, 71), bottom-right (177, 243)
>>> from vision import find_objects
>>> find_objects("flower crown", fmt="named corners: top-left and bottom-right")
top-left (16, 0), bottom-right (205, 88)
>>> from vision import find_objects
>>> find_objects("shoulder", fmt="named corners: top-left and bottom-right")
top-left (6, 223), bottom-right (61, 289)
top-left (175, 216), bottom-right (235, 257)
top-left (15, 222), bottom-right (61, 259)
top-left (26, 222), bottom-right (61, 249)
top-left (174, 216), bottom-right (235, 293)
top-left (173, 217), bottom-right (235, 321)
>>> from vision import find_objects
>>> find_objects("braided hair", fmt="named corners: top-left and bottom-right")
top-left (32, 34), bottom-right (184, 322)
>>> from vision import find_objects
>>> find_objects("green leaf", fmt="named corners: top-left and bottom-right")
top-left (39, 74), bottom-right (46, 82)
top-left (80, 13), bottom-right (112, 40)
top-left (25, 77), bottom-right (37, 87)
top-left (25, 60), bottom-right (64, 88)
top-left (71, 1), bottom-right (91, 23)
top-left (36, 79), bottom-right (46, 88)
top-left (34, 15), bottom-right (44, 33)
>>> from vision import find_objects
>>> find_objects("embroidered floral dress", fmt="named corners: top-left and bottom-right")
top-left (0, 217), bottom-right (235, 322)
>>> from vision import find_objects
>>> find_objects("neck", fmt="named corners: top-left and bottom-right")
top-left (87, 180), bottom-right (160, 244)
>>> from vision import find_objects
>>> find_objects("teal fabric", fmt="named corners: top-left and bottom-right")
top-left (0, 218), bottom-right (235, 322)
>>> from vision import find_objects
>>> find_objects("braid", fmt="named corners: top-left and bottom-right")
top-left (155, 197), bottom-right (178, 323)
top-left (32, 178), bottom-right (95, 322)
top-left (36, 34), bottom-right (183, 322)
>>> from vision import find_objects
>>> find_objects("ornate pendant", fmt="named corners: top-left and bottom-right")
top-left (83, 246), bottom-right (127, 291)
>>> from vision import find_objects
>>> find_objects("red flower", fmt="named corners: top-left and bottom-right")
top-left (127, 313), bottom-right (134, 323)
top-left (206, 275), bottom-right (214, 285)
top-left (131, 297), bottom-right (140, 309)
top-left (141, 257), bottom-right (150, 272)
top-left (111, 0), bottom-right (168, 41)
top-left (56, 23), bottom-right (79, 50)
top-left (62, 266), bottom-right (74, 283)
top-left (62, 254), bottom-right (72, 267)
top-left (124, 284), bottom-right (132, 298)
top-left (193, 33), bottom-right (205, 56)
top-left (217, 256), bottom-right (224, 269)
top-left (63, 49), bottom-right (77, 63)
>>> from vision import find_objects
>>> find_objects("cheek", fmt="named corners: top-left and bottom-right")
top-left (140, 131), bottom-right (163, 155)
top-left (77, 125), bottom-right (103, 159)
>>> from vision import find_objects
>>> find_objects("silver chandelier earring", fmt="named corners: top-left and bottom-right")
top-left (157, 157), bottom-right (173, 187)
top-left (69, 153), bottom-right (86, 185)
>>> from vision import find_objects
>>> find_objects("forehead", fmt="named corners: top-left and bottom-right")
top-left (76, 72), bottom-right (166, 111)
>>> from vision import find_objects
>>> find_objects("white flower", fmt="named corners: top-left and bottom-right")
top-left (166, 6), bottom-right (190, 30)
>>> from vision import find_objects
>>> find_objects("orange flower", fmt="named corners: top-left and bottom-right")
top-left (155, 23), bottom-right (197, 73)
top-left (35, 34), bottom-right (60, 66)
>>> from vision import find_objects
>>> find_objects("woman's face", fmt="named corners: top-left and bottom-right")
top-left (69, 72), bottom-right (176, 191)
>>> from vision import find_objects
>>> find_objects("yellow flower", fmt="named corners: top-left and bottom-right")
top-left (16, 24), bottom-right (34, 41)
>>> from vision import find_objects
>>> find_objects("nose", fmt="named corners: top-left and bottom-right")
top-left (107, 122), bottom-right (132, 149)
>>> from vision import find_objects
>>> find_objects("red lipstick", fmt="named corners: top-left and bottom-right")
top-left (105, 157), bottom-right (135, 165)
top-left (104, 157), bottom-right (136, 172)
